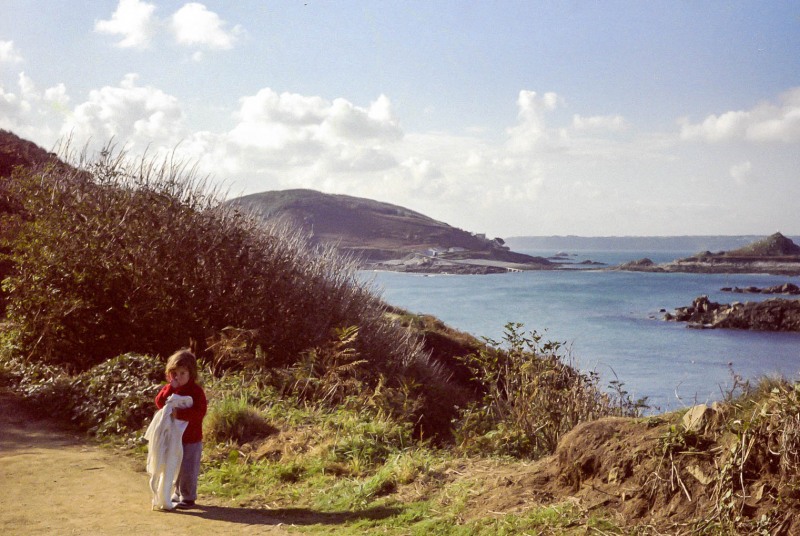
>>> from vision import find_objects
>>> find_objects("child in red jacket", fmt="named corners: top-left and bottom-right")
top-left (155, 349), bottom-right (207, 510)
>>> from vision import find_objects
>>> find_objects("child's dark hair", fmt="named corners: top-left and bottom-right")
top-left (165, 349), bottom-right (198, 382)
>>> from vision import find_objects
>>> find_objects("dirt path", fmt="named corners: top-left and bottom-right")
top-left (0, 392), bottom-right (290, 535)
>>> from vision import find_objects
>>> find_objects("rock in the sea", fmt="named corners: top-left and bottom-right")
top-left (722, 282), bottom-right (800, 295)
top-left (667, 295), bottom-right (800, 331)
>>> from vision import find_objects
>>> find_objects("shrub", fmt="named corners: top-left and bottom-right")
top-left (70, 352), bottom-right (165, 436)
top-left (1, 145), bottom-right (447, 408)
top-left (453, 322), bottom-right (647, 459)
top-left (1, 351), bottom-right (164, 436)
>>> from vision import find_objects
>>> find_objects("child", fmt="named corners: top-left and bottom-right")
top-left (154, 349), bottom-right (208, 510)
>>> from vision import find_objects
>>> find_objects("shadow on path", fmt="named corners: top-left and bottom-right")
top-left (178, 505), bottom-right (403, 527)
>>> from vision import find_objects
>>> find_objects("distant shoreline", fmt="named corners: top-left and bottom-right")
top-left (505, 235), bottom-right (800, 252)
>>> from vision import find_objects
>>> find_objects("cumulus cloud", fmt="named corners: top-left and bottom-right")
top-left (228, 88), bottom-right (401, 163)
top-left (170, 2), bottom-right (242, 50)
top-left (506, 90), bottom-right (565, 152)
top-left (94, 0), bottom-right (158, 49)
top-left (96, 1), bottom-right (241, 55)
top-left (62, 74), bottom-right (186, 151)
top-left (6, 69), bottom-right (797, 236)
top-left (0, 73), bottom-right (71, 144)
top-left (0, 40), bottom-right (23, 64)
top-left (318, 95), bottom-right (402, 142)
top-left (680, 87), bottom-right (800, 143)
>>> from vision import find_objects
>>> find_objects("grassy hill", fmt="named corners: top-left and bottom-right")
top-left (226, 189), bottom-right (545, 265)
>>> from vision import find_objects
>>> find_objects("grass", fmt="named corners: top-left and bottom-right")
top-left (188, 370), bottom-right (614, 535)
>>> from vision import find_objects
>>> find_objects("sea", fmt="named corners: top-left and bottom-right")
top-left (360, 250), bottom-right (800, 413)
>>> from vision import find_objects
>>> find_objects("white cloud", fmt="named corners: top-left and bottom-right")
top-left (62, 74), bottom-right (186, 151)
top-left (238, 88), bottom-right (328, 127)
top-left (5, 71), bottom-right (798, 237)
top-left (0, 73), bottom-right (71, 145)
top-left (94, 0), bottom-right (158, 49)
top-left (170, 3), bottom-right (242, 50)
top-left (680, 87), bottom-right (800, 143)
top-left (506, 90), bottom-right (565, 152)
top-left (95, 1), bottom-right (242, 55)
top-left (227, 88), bottom-right (402, 172)
top-left (318, 95), bottom-right (402, 142)
top-left (0, 40), bottom-right (23, 64)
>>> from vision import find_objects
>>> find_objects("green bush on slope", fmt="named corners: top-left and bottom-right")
top-left (0, 351), bottom-right (163, 436)
top-left (454, 323), bottom-right (647, 458)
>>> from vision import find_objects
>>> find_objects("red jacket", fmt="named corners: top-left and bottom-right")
top-left (154, 380), bottom-right (207, 444)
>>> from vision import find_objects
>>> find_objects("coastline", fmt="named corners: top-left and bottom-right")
top-left (613, 259), bottom-right (800, 277)
top-left (364, 254), bottom-right (800, 277)
top-left (360, 254), bottom-right (558, 275)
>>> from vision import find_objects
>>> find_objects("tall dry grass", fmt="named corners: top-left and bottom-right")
top-left (0, 145), bottom-right (452, 413)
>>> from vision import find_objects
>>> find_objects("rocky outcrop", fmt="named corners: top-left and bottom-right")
top-left (720, 283), bottom-right (800, 295)
top-left (617, 258), bottom-right (661, 270)
top-left (665, 295), bottom-right (800, 331)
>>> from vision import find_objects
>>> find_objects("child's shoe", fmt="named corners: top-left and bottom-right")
top-left (175, 500), bottom-right (196, 510)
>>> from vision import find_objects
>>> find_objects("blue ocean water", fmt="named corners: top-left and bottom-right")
top-left (361, 250), bottom-right (800, 412)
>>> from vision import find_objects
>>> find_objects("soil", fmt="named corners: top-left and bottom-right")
top-left (460, 415), bottom-right (800, 534)
top-left (0, 392), bottom-right (293, 535)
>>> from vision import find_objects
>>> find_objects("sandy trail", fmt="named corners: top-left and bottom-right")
top-left (0, 392), bottom-right (291, 535)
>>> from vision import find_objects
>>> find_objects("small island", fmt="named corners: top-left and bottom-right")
top-left (616, 232), bottom-right (800, 276)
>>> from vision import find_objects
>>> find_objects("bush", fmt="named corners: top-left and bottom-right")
top-left (70, 352), bottom-right (165, 436)
top-left (1, 146), bottom-right (446, 404)
top-left (453, 323), bottom-right (647, 459)
top-left (1, 351), bottom-right (164, 436)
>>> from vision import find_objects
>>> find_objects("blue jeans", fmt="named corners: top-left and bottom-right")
top-left (174, 441), bottom-right (202, 502)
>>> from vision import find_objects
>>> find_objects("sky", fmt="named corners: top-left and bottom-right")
top-left (1, 1), bottom-right (799, 238)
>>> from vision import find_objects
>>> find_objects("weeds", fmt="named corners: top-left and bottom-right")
top-left (204, 394), bottom-right (276, 445)
top-left (0, 351), bottom-right (163, 438)
top-left (453, 322), bottom-right (647, 459)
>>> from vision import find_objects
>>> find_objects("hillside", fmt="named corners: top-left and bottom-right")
top-left (0, 129), bottom-right (60, 178)
top-left (1, 130), bottom-right (64, 217)
top-left (227, 189), bottom-right (551, 269)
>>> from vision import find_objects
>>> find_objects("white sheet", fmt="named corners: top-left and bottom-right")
top-left (144, 393), bottom-right (193, 510)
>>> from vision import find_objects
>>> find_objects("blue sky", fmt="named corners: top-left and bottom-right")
top-left (2, 1), bottom-right (799, 238)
